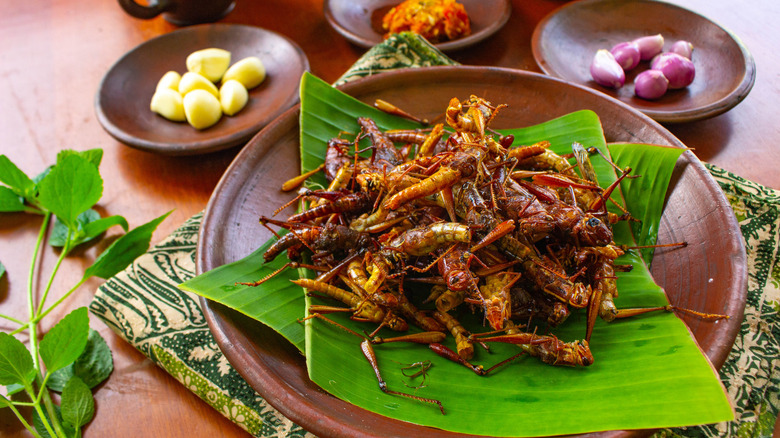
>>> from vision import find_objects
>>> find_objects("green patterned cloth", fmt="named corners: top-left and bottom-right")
top-left (89, 33), bottom-right (780, 437)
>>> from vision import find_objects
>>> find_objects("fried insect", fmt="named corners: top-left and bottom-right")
top-left (245, 93), bottom-right (723, 408)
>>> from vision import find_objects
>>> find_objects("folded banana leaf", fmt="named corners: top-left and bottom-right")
top-left (181, 73), bottom-right (733, 436)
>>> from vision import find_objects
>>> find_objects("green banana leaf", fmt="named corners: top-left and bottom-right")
top-left (181, 72), bottom-right (733, 436)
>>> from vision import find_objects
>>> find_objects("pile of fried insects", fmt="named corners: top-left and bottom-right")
top-left (247, 95), bottom-right (678, 413)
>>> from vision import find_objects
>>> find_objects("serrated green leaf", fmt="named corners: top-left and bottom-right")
top-left (49, 210), bottom-right (128, 249)
top-left (0, 186), bottom-right (27, 212)
top-left (49, 209), bottom-right (100, 248)
top-left (5, 383), bottom-right (24, 397)
top-left (57, 149), bottom-right (103, 169)
top-left (61, 376), bottom-right (94, 429)
top-left (82, 214), bottom-right (129, 237)
top-left (184, 73), bottom-right (732, 436)
top-left (0, 155), bottom-right (35, 197)
top-left (0, 333), bottom-right (35, 386)
top-left (83, 211), bottom-right (170, 280)
top-left (36, 154), bottom-right (103, 229)
top-left (40, 307), bottom-right (89, 374)
top-left (48, 329), bottom-right (113, 392)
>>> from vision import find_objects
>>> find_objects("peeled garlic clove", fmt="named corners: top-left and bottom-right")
top-left (183, 89), bottom-right (222, 129)
top-left (150, 88), bottom-right (186, 122)
top-left (669, 40), bottom-right (694, 59)
top-left (178, 72), bottom-right (220, 98)
top-left (634, 69), bottom-right (669, 100)
top-left (222, 56), bottom-right (266, 90)
top-left (590, 49), bottom-right (625, 89)
top-left (610, 41), bottom-right (641, 70)
top-left (156, 71), bottom-right (181, 92)
top-left (219, 79), bottom-right (249, 116)
top-left (186, 48), bottom-right (231, 82)
top-left (633, 34), bottom-right (664, 61)
top-left (651, 52), bottom-right (695, 89)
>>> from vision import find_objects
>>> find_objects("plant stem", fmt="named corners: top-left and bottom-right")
top-left (27, 211), bottom-right (50, 368)
top-left (27, 385), bottom-right (57, 438)
top-left (5, 400), bottom-right (44, 438)
top-left (25, 212), bottom-right (69, 438)
top-left (0, 312), bottom-right (25, 325)
top-left (35, 278), bottom-right (86, 324)
top-left (36, 229), bottom-right (72, 316)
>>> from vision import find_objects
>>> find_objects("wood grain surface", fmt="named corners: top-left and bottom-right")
top-left (1, 0), bottom-right (778, 436)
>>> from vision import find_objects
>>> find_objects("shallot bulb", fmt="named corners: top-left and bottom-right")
top-left (669, 40), bottom-right (694, 59)
top-left (634, 70), bottom-right (669, 100)
top-left (632, 34), bottom-right (664, 61)
top-left (651, 52), bottom-right (695, 89)
top-left (590, 49), bottom-right (625, 88)
top-left (610, 41), bottom-right (641, 70)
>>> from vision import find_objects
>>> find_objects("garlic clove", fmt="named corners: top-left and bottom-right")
top-left (222, 57), bottom-right (266, 90)
top-left (150, 88), bottom-right (186, 122)
top-left (183, 89), bottom-right (222, 129)
top-left (178, 72), bottom-right (220, 98)
top-left (186, 48), bottom-right (231, 82)
top-left (634, 70), bottom-right (669, 100)
top-left (610, 41), bottom-right (641, 71)
top-left (219, 80), bottom-right (249, 116)
top-left (156, 71), bottom-right (181, 92)
top-left (632, 34), bottom-right (665, 61)
top-left (651, 52), bottom-right (695, 89)
top-left (590, 49), bottom-right (625, 88)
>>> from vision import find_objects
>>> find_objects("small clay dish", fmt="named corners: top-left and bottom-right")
top-left (532, 0), bottom-right (756, 123)
top-left (324, 0), bottom-right (511, 52)
top-left (96, 24), bottom-right (309, 155)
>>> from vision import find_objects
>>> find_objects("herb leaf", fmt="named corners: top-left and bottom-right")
top-left (0, 332), bottom-right (35, 386)
top-left (82, 214), bottom-right (129, 239)
top-left (57, 149), bottom-right (103, 169)
top-left (0, 186), bottom-right (27, 212)
top-left (40, 307), bottom-right (90, 375)
top-left (61, 376), bottom-right (95, 429)
top-left (48, 329), bottom-right (113, 391)
top-left (83, 211), bottom-right (171, 280)
top-left (0, 154), bottom-right (35, 197)
top-left (36, 154), bottom-right (103, 229)
top-left (0, 261), bottom-right (5, 279)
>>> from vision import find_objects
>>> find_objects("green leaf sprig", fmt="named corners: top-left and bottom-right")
top-left (0, 150), bottom-right (168, 438)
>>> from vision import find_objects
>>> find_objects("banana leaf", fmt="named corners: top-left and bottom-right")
top-left (181, 73), bottom-right (733, 436)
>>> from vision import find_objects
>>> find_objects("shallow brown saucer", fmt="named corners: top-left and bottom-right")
top-left (324, 0), bottom-right (511, 52)
top-left (95, 24), bottom-right (309, 155)
top-left (532, 0), bottom-right (756, 123)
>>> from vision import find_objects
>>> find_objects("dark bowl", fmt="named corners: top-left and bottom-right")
top-left (324, 0), bottom-right (511, 52)
top-left (532, 0), bottom-right (756, 123)
top-left (197, 66), bottom-right (746, 437)
top-left (95, 23), bottom-right (309, 155)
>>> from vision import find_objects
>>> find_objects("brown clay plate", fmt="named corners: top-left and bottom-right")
top-left (196, 66), bottom-right (747, 437)
top-left (324, 0), bottom-right (511, 51)
top-left (95, 24), bottom-right (309, 155)
top-left (531, 0), bottom-right (756, 123)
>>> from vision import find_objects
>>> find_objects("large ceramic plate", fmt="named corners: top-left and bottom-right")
top-left (197, 66), bottom-right (746, 437)
top-left (95, 24), bottom-right (309, 155)
top-left (531, 0), bottom-right (756, 123)
top-left (324, 0), bottom-right (511, 51)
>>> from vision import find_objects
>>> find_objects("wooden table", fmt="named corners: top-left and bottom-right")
top-left (1, 0), bottom-right (778, 436)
